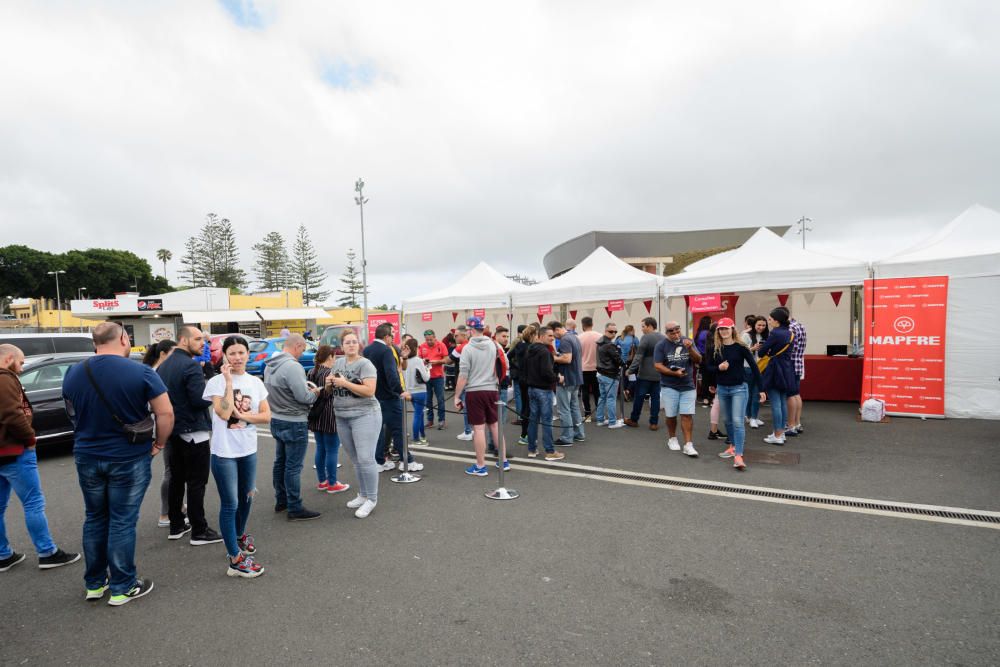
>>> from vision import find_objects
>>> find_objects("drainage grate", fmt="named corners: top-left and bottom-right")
top-left (416, 445), bottom-right (1000, 526)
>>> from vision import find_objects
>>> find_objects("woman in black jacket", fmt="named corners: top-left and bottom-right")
top-left (513, 326), bottom-right (537, 444)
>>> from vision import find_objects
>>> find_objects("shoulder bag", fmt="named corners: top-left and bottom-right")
top-left (82, 359), bottom-right (156, 444)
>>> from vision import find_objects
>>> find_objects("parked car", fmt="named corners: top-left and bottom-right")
top-left (246, 337), bottom-right (318, 376)
top-left (18, 353), bottom-right (93, 446)
top-left (0, 333), bottom-right (94, 357)
top-left (318, 324), bottom-right (363, 355)
top-left (209, 333), bottom-right (251, 366)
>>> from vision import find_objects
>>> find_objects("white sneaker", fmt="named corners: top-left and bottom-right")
top-left (346, 495), bottom-right (367, 509)
top-left (682, 442), bottom-right (699, 457)
top-left (379, 461), bottom-right (396, 472)
top-left (607, 420), bottom-right (625, 429)
top-left (595, 421), bottom-right (606, 426)
top-left (667, 437), bottom-right (681, 451)
top-left (354, 499), bottom-right (377, 518)
top-left (763, 434), bottom-right (786, 445)
top-left (399, 461), bottom-right (424, 472)
top-left (749, 419), bottom-right (761, 429)
top-left (456, 432), bottom-right (473, 441)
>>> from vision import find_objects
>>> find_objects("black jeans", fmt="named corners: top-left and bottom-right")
top-left (376, 398), bottom-right (408, 465)
top-left (166, 434), bottom-right (211, 534)
top-left (581, 371), bottom-right (600, 416)
top-left (519, 382), bottom-right (531, 438)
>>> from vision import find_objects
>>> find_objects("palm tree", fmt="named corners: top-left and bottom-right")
top-left (156, 248), bottom-right (172, 280)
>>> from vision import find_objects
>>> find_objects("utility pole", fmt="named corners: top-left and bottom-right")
top-left (47, 269), bottom-right (66, 332)
top-left (795, 216), bottom-right (813, 249)
top-left (354, 178), bottom-right (370, 342)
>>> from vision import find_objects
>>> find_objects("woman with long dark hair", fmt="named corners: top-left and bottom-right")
top-left (142, 340), bottom-right (178, 528)
top-left (695, 316), bottom-right (713, 405)
top-left (616, 325), bottom-right (637, 399)
top-left (308, 345), bottom-right (349, 494)
top-left (757, 308), bottom-right (796, 445)
top-left (515, 325), bottom-right (538, 445)
top-left (742, 316), bottom-right (769, 428)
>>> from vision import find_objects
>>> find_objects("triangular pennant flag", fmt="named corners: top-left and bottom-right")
top-left (569, 310), bottom-right (577, 320)
top-left (777, 294), bottom-right (789, 307)
top-left (452, 312), bottom-right (458, 322)
top-left (605, 307), bottom-right (612, 318)
top-left (830, 291), bottom-right (843, 307)
top-left (729, 294), bottom-right (739, 307)
top-left (683, 295), bottom-right (690, 307)
top-left (643, 299), bottom-right (653, 313)
top-left (803, 292), bottom-right (816, 306)
top-left (537, 313), bottom-right (543, 323)
top-left (506, 313), bottom-right (513, 320)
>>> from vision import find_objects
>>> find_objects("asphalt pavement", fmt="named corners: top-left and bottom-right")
top-left (3, 400), bottom-right (999, 666)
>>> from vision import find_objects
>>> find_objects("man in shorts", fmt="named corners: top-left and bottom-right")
top-left (454, 317), bottom-right (505, 476)
top-left (653, 321), bottom-right (702, 457)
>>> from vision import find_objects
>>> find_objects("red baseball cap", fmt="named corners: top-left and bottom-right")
top-left (716, 317), bottom-right (736, 328)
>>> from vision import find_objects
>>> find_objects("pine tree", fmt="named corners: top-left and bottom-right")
top-left (252, 231), bottom-right (291, 292)
top-left (179, 237), bottom-right (203, 287)
top-left (183, 214), bottom-right (248, 291)
top-left (336, 248), bottom-right (368, 308)
top-left (214, 217), bottom-right (247, 291)
top-left (290, 224), bottom-right (329, 305)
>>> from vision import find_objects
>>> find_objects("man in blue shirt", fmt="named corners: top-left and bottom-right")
top-left (549, 320), bottom-right (585, 445)
top-left (63, 322), bottom-right (173, 606)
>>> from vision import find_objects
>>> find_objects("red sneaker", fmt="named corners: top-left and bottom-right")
top-left (316, 481), bottom-right (329, 491)
top-left (326, 482), bottom-right (351, 494)
top-left (733, 455), bottom-right (746, 470)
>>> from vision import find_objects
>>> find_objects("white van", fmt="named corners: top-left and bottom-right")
top-left (0, 333), bottom-right (94, 357)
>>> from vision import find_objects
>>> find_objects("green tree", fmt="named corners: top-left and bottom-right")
top-left (336, 248), bottom-right (368, 308)
top-left (290, 224), bottom-right (329, 305)
top-left (0, 245), bottom-right (58, 299)
top-left (179, 237), bottom-right (203, 287)
top-left (155, 248), bottom-right (172, 279)
top-left (183, 213), bottom-right (248, 291)
top-left (252, 231), bottom-right (291, 292)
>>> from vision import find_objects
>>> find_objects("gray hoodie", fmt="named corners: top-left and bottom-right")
top-left (263, 352), bottom-right (317, 422)
top-left (458, 335), bottom-right (500, 392)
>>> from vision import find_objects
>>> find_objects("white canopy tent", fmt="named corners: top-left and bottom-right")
top-left (402, 262), bottom-right (527, 335)
top-left (875, 204), bottom-right (1000, 419)
top-left (662, 227), bottom-right (869, 294)
top-left (514, 246), bottom-right (661, 307)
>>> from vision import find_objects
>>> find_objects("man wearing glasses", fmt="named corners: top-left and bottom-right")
top-left (595, 323), bottom-right (625, 427)
top-left (63, 321), bottom-right (174, 605)
top-left (653, 321), bottom-right (702, 457)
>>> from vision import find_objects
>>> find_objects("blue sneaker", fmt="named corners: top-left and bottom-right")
top-left (464, 464), bottom-right (488, 476)
top-left (495, 460), bottom-right (511, 471)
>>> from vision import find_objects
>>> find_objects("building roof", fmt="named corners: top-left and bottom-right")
top-left (543, 226), bottom-right (791, 278)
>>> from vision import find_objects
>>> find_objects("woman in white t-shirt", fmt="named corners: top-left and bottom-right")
top-left (203, 336), bottom-right (271, 578)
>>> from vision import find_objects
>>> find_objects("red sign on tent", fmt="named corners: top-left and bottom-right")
top-left (368, 312), bottom-right (401, 344)
top-left (689, 294), bottom-right (721, 313)
top-left (607, 300), bottom-right (624, 312)
top-left (473, 309), bottom-right (485, 318)
top-left (421, 312), bottom-right (433, 322)
top-left (537, 304), bottom-right (552, 315)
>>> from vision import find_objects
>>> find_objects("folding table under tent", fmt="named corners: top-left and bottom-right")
top-left (661, 227), bottom-right (870, 401)
top-left (401, 261), bottom-right (527, 337)
top-left (874, 204), bottom-right (1000, 419)
top-left (512, 246), bottom-right (663, 330)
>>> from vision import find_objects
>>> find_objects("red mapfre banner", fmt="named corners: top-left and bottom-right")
top-left (862, 276), bottom-right (948, 417)
top-left (368, 312), bottom-right (402, 345)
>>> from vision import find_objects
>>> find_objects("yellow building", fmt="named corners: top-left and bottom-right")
top-left (6, 298), bottom-right (95, 330)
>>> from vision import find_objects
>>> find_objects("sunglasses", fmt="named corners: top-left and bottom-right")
top-left (666, 327), bottom-right (681, 332)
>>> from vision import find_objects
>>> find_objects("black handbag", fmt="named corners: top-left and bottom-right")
top-left (82, 359), bottom-right (156, 444)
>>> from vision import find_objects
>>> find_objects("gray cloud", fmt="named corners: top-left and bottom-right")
top-left (0, 1), bottom-right (996, 303)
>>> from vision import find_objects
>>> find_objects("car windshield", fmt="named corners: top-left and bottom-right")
top-left (248, 341), bottom-right (268, 353)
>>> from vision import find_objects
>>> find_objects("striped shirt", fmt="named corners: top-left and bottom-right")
top-left (306, 365), bottom-right (337, 434)
top-left (789, 319), bottom-right (807, 379)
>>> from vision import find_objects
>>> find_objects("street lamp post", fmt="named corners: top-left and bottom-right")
top-left (795, 216), bottom-right (813, 249)
top-left (354, 178), bottom-right (370, 342)
top-left (47, 270), bottom-right (66, 333)
top-left (77, 287), bottom-right (87, 300)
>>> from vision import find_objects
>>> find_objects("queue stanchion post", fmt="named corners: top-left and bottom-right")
top-left (486, 399), bottom-right (519, 500)
top-left (391, 396), bottom-right (421, 484)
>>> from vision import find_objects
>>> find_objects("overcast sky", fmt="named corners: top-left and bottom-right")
top-left (1, 1), bottom-right (997, 305)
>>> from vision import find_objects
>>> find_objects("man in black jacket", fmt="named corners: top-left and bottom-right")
top-left (596, 323), bottom-right (625, 428)
top-left (520, 327), bottom-right (565, 461)
top-left (156, 326), bottom-right (222, 546)
top-left (363, 323), bottom-right (417, 473)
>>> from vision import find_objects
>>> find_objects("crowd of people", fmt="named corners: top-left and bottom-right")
top-left (0, 306), bottom-right (807, 603)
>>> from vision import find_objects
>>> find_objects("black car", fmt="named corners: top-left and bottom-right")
top-left (19, 353), bottom-right (93, 446)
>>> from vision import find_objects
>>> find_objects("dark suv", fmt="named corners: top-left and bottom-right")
top-left (19, 353), bottom-right (93, 446)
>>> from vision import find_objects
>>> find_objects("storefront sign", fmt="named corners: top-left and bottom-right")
top-left (149, 322), bottom-right (175, 343)
top-left (421, 312), bottom-right (433, 322)
top-left (368, 312), bottom-right (402, 344)
top-left (607, 299), bottom-right (625, 312)
top-left (689, 294), bottom-right (721, 313)
top-left (862, 276), bottom-right (948, 417)
top-left (138, 298), bottom-right (163, 312)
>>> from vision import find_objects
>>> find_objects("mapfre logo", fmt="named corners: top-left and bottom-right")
top-left (893, 316), bottom-right (916, 334)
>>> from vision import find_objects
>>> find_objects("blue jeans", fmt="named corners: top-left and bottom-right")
top-left (486, 387), bottom-right (509, 451)
top-left (556, 385), bottom-right (584, 441)
top-left (744, 367), bottom-right (760, 419)
top-left (512, 380), bottom-right (523, 417)
top-left (211, 453), bottom-right (256, 559)
top-left (0, 449), bottom-right (57, 559)
top-left (717, 384), bottom-right (749, 455)
top-left (271, 418), bottom-right (309, 513)
top-left (377, 398), bottom-right (411, 464)
top-left (75, 453), bottom-right (151, 595)
top-left (527, 387), bottom-right (555, 454)
top-left (424, 377), bottom-right (446, 424)
top-left (411, 393), bottom-right (427, 440)
top-left (629, 378), bottom-right (660, 425)
top-left (596, 374), bottom-right (619, 423)
top-left (313, 431), bottom-right (341, 485)
top-left (767, 388), bottom-right (788, 433)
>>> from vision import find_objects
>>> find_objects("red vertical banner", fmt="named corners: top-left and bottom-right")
top-left (862, 276), bottom-right (948, 417)
top-left (368, 312), bottom-right (401, 345)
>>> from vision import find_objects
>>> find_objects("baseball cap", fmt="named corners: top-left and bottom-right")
top-left (423, 329), bottom-right (435, 336)
top-left (716, 317), bottom-right (736, 328)
top-left (466, 316), bottom-right (485, 330)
